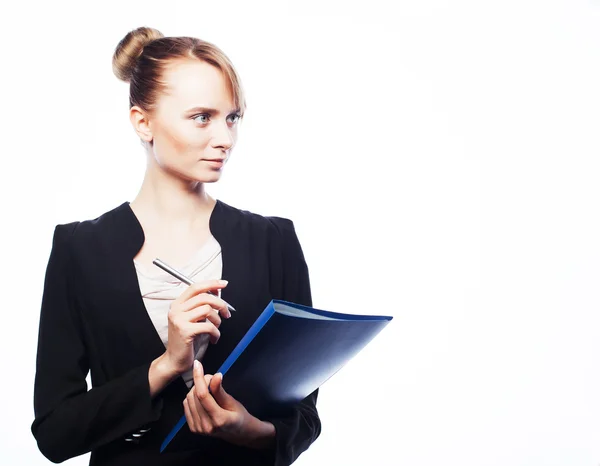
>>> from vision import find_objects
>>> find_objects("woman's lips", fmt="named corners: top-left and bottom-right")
top-left (204, 159), bottom-right (224, 168)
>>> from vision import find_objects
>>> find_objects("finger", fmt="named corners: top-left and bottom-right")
top-left (183, 396), bottom-right (199, 433)
top-left (189, 387), bottom-right (214, 434)
top-left (180, 293), bottom-right (230, 318)
top-left (193, 361), bottom-right (223, 421)
top-left (185, 321), bottom-right (221, 344)
top-left (210, 372), bottom-right (235, 410)
top-left (192, 360), bottom-right (208, 399)
top-left (175, 280), bottom-right (228, 305)
top-left (189, 363), bottom-right (216, 433)
top-left (203, 310), bottom-right (222, 329)
top-left (184, 305), bottom-right (223, 329)
top-left (204, 374), bottom-right (216, 397)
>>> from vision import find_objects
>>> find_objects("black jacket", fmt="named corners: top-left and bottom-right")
top-left (31, 200), bottom-right (321, 465)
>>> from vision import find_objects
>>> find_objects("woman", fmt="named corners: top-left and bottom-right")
top-left (31, 27), bottom-right (321, 466)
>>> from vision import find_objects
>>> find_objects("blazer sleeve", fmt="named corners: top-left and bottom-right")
top-left (31, 223), bottom-right (164, 463)
top-left (263, 217), bottom-right (322, 466)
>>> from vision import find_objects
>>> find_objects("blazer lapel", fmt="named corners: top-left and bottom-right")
top-left (107, 202), bottom-right (169, 364)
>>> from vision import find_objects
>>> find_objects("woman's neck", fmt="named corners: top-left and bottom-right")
top-left (129, 167), bottom-right (216, 233)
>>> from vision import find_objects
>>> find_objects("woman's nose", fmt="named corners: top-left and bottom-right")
top-left (211, 121), bottom-right (235, 150)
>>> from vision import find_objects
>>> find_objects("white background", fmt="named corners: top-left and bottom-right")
top-left (1, 1), bottom-right (599, 465)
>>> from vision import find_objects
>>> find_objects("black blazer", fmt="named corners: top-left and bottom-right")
top-left (31, 200), bottom-right (321, 466)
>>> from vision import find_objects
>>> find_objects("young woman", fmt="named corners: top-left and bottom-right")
top-left (31, 26), bottom-right (320, 466)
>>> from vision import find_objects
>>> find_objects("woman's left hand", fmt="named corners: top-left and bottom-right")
top-left (183, 360), bottom-right (275, 448)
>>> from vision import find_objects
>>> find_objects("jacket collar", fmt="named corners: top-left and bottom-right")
top-left (100, 199), bottom-right (246, 389)
top-left (110, 199), bottom-right (231, 259)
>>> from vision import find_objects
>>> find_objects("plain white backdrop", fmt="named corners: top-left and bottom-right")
top-left (1, 0), bottom-right (600, 465)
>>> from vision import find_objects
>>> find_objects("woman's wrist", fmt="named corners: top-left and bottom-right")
top-left (241, 417), bottom-right (276, 450)
top-left (148, 353), bottom-right (179, 398)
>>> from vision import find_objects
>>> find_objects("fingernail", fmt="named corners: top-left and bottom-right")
top-left (220, 280), bottom-right (228, 285)
top-left (193, 360), bottom-right (200, 370)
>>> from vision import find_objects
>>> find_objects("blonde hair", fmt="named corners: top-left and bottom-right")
top-left (112, 26), bottom-right (246, 117)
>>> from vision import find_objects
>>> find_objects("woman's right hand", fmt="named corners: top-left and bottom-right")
top-left (163, 279), bottom-right (231, 376)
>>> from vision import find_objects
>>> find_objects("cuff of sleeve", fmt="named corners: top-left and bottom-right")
top-left (261, 417), bottom-right (291, 466)
top-left (128, 361), bottom-right (165, 427)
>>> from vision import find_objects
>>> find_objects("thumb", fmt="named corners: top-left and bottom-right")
top-left (210, 373), bottom-right (235, 408)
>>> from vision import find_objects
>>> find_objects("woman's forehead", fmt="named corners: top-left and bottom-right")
top-left (159, 61), bottom-right (234, 110)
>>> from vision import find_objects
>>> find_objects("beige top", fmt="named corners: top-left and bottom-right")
top-left (133, 235), bottom-right (223, 389)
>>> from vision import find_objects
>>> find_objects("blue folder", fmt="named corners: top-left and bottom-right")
top-left (160, 299), bottom-right (392, 453)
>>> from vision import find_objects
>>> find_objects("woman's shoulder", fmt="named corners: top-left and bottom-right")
top-left (49, 201), bottom-right (140, 255)
top-left (216, 199), bottom-right (299, 241)
top-left (50, 202), bottom-right (121, 234)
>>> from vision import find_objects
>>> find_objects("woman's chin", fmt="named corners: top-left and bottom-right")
top-left (193, 169), bottom-right (223, 183)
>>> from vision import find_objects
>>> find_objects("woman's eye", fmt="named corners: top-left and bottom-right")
top-left (193, 114), bottom-right (210, 124)
top-left (228, 113), bottom-right (241, 124)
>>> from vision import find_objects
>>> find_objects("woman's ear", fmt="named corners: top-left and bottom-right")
top-left (130, 105), bottom-right (153, 143)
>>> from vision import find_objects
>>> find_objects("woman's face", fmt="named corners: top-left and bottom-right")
top-left (143, 60), bottom-right (241, 184)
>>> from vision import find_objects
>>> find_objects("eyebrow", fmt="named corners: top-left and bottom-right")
top-left (186, 106), bottom-right (241, 115)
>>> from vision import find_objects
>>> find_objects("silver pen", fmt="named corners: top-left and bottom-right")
top-left (152, 258), bottom-right (236, 313)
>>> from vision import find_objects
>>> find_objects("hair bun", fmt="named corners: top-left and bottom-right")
top-left (112, 26), bottom-right (164, 82)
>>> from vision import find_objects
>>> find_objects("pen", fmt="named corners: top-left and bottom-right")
top-left (152, 258), bottom-right (236, 314)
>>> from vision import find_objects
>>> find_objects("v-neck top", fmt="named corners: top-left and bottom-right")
top-left (133, 234), bottom-right (223, 388)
